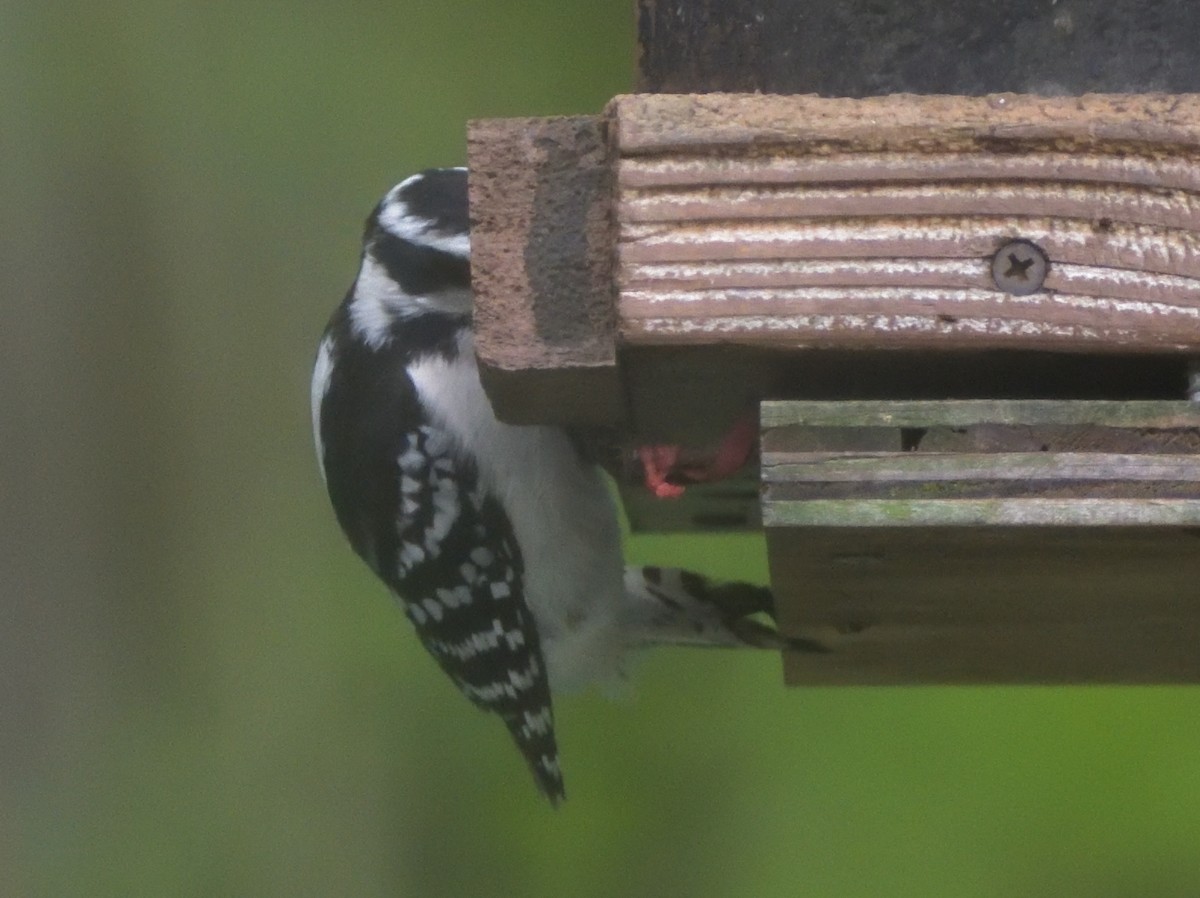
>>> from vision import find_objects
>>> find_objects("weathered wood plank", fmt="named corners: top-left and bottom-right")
top-left (636, 0), bottom-right (1200, 97)
top-left (621, 290), bottom-right (1200, 353)
top-left (621, 182), bottom-right (1200, 231)
top-left (761, 399), bottom-right (1200, 429)
top-left (765, 498), bottom-right (1200, 527)
top-left (619, 151), bottom-right (1200, 193)
top-left (763, 453), bottom-right (1200, 482)
top-left (611, 94), bottom-right (1200, 354)
top-left (782, 618), bottom-right (1200, 685)
top-left (762, 400), bottom-right (1200, 522)
top-left (618, 218), bottom-right (1200, 284)
top-left (466, 97), bottom-right (1200, 430)
top-left (466, 115), bottom-right (621, 425)
top-left (621, 260), bottom-right (1200, 311)
top-left (612, 93), bottom-right (1200, 152)
top-left (771, 527), bottom-right (1200, 684)
top-left (763, 398), bottom-right (1200, 682)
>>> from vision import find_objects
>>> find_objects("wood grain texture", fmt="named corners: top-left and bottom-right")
top-left (611, 93), bottom-right (1200, 353)
top-left (762, 398), bottom-right (1200, 428)
top-left (635, 0), bottom-right (1200, 97)
top-left (772, 527), bottom-right (1200, 684)
top-left (466, 115), bottom-right (621, 425)
top-left (613, 93), bottom-right (1200, 151)
top-left (763, 399), bottom-right (1200, 682)
top-left (763, 399), bottom-right (1200, 521)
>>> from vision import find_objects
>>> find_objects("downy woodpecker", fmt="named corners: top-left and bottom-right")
top-left (312, 168), bottom-right (807, 804)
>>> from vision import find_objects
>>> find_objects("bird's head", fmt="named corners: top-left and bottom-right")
top-left (346, 167), bottom-right (472, 349)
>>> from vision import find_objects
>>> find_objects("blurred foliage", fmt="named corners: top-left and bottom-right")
top-left (4, 2), bottom-right (1200, 896)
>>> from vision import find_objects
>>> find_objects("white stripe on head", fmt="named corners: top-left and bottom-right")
top-left (348, 255), bottom-right (409, 349)
top-left (348, 254), bottom-right (473, 349)
top-left (377, 169), bottom-right (470, 259)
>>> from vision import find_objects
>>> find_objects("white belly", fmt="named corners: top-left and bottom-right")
top-left (408, 335), bottom-right (627, 692)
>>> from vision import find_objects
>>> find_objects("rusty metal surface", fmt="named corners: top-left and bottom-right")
top-left (611, 93), bottom-right (1200, 353)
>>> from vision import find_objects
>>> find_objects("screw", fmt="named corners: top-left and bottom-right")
top-left (990, 239), bottom-right (1049, 295)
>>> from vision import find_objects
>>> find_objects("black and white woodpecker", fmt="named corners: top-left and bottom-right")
top-left (311, 168), bottom-right (807, 804)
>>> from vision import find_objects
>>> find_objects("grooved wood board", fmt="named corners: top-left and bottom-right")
top-left (762, 399), bottom-right (1200, 524)
top-left (762, 399), bottom-right (1200, 682)
top-left (611, 93), bottom-right (1200, 353)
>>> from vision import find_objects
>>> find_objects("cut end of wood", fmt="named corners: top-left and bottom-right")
top-left (467, 114), bottom-right (621, 425)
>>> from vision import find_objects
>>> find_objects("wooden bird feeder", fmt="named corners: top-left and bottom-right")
top-left (466, 0), bottom-right (1200, 683)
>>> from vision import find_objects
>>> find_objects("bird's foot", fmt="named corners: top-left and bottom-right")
top-left (635, 413), bottom-right (758, 499)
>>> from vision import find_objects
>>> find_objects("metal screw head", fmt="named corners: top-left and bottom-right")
top-left (990, 239), bottom-right (1049, 296)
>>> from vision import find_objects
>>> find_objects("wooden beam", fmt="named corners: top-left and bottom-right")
top-left (467, 93), bottom-right (1199, 438)
top-left (773, 527), bottom-right (1200, 684)
top-left (636, 0), bottom-right (1200, 95)
top-left (466, 115), bottom-right (621, 426)
top-left (762, 399), bottom-right (1200, 683)
top-left (611, 93), bottom-right (1200, 354)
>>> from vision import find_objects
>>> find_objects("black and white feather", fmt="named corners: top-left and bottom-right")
top-left (312, 168), bottom-right (808, 805)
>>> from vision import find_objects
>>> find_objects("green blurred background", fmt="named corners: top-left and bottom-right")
top-left (4, 2), bottom-right (1200, 896)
